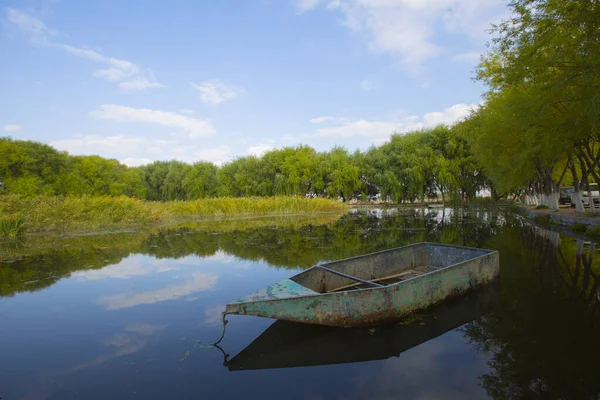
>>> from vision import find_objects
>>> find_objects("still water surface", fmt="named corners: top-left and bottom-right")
top-left (1, 208), bottom-right (599, 399)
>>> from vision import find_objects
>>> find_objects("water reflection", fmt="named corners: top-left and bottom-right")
top-left (0, 209), bottom-right (502, 298)
top-left (96, 271), bottom-right (220, 310)
top-left (463, 224), bottom-right (600, 400)
top-left (73, 255), bottom-right (177, 281)
top-left (73, 323), bottom-right (167, 371)
top-left (1, 208), bottom-right (600, 400)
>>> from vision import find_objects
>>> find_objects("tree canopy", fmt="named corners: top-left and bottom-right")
top-left (460, 0), bottom-right (600, 210)
top-left (0, 126), bottom-right (487, 204)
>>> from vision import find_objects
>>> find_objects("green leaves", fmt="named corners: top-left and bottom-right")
top-left (1, 131), bottom-right (486, 204)
top-left (466, 0), bottom-right (600, 200)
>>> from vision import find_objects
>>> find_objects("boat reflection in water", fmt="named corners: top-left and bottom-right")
top-left (225, 284), bottom-right (499, 371)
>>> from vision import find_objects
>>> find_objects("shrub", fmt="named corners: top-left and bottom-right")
top-left (586, 226), bottom-right (600, 240)
top-left (570, 222), bottom-right (588, 234)
top-left (532, 215), bottom-right (555, 226)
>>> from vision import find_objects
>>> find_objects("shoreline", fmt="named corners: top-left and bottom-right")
top-left (0, 195), bottom-right (348, 237)
top-left (517, 205), bottom-right (600, 228)
top-left (517, 204), bottom-right (600, 240)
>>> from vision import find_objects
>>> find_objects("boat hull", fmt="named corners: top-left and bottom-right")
top-left (225, 243), bottom-right (499, 327)
top-left (227, 284), bottom-right (499, 370)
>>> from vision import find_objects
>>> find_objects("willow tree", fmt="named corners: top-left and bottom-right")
top-left (468, 0), bottom-right (600, 210)
top-left (182, 161), bottom-right (218, 199)
top-left (322, 147), bottom-right (360, 202)
top-left (458, 86), bottom-right (572, 209)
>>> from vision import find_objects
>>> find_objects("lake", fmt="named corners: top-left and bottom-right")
top-left (1, 207), bottom-right (599, 400)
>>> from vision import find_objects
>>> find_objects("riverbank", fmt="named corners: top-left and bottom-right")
top-left (518, 204), bottom-right (600, 239)
top-left (0, 195), bottom-right (348, 236)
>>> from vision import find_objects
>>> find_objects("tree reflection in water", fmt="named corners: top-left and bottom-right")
top-left (462, 224), bottom-right (600, 400)
top-left (2, 208), bottom-right (600, 398)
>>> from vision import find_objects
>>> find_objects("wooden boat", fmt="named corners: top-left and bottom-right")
top-left (226, 284), bottom-right (499, 371)
top-left (225, 242), bottom-right (499, 327)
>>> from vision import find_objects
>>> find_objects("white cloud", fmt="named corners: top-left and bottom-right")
top-left (310, 116), bottom-right (346, 124)
top-left (193, 145), bottom-right (231, 165)
top-left (248, 144), bottom-right (275, 157)
top-left (301, 0), bottom-right (507, 71)
top-left (421, 103), bottom-right (478, 126)
top-left (191, 80), bottom-right (245, 105)
top-left (97, 272), bottom-right (219, 310)
top-left (316, 119), bottom-right (397, 139)
top-left (452, 51), bottom-right (481, 63)
top-left (361, 79), bottom-right (375, 91)
top-left (50, 135), bottom-right (183, 162)
top-left (292, 0), bottom-right (323, 13)
top-left (51, 134), bottom-right (152, 155)
top-left (50, 133), bottom-right (234, 166)
top-left (179, 109), bottom-right (194, 114)
top-left (90, 105), bottom-right (216, 138)
top-left (3, 124), bottom-right (23, 132)
top-left (121, 157), bottom-right (154, 167)
top-left (57, 44), bottom-right (140, 74)
top-left (204, 305), bottom-right (226, 327)
top-left (313, 103), bottom-right (478, 144)
top-left (93, 68), bottom-right (130, 82)
top-left (5, 8), bottom-right (55, 39)
top-left (5, 9), bottom-right (162, 90)
top-left (118, 78), bottom-right (165, 91)
top-left (73, 256), bottom-right (176, 280)
top-left (124, 323), bottom-right (168, 336)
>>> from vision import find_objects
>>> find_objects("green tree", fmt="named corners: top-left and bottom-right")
top-left (467, 0), bottom-right (600, 210)
top-left (183, 161), bottom-right (219, 199)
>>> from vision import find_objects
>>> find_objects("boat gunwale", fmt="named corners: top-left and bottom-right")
top-left (228, 242), bottom-right (498, 307)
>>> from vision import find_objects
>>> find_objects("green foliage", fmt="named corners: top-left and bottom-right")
top-left (585, 226), bottom-right (600, 240)
top-left (1, 129), bottom-right (488, 206)
top-left (183, 162), bottom-right (218, 199)
top-left (365, 126), bottom-right (485, 204)
top-left (532, 215), bottom-right (556, 226)
top-left (462, 0), bottom-right (600, 205)
top-left (570, 223), bottom-right (588, 234)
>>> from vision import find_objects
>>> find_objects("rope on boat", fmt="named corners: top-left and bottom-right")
top-left (197, 312), bottom-right (229, 348)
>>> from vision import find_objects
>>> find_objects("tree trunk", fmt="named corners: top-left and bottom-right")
top-left (570, 160), bottom-right (585, 212)
top-left (548, 191), bottom-right (559, 210)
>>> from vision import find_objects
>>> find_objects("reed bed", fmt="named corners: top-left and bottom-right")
top-left (0, 195), bottom-right (347, 234)
top-left (0, 215), bottom-right (27, 237)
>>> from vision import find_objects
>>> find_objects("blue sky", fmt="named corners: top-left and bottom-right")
top-left (1, 0), bottom-right (509, 166)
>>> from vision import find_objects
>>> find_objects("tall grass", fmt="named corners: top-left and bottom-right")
top-left (0, 215), bottom-right (27, 237)
top-left (0, 195), bottom-right (348, 234)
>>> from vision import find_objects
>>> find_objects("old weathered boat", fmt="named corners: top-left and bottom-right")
top-left (226, 284), bottom-right (499, 371)
top-left (225, 242), bottom-right (499, 327)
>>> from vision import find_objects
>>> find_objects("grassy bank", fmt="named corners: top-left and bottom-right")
top-left (0, 195), bottom-right (348, 234)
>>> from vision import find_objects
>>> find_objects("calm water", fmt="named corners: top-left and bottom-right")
top-left (1, 208), bottom-right (599, 400)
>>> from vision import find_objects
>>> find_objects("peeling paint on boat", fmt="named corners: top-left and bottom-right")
top-left (234, 279), bottom-right (318, 303)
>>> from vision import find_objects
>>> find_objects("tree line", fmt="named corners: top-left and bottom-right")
top-left (0, 124), bottom-right (487, 204)
top-left (457, 0), bottom-right (600, 212)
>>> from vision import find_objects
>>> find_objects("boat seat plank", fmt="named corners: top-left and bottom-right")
top-left (327, 269), bottom-right (425, 293)
top-left (316, 265), bottom-right (384, 289)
